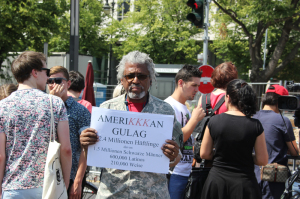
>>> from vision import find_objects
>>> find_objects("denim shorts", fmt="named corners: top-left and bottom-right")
top-left (2, 187), bottom-right (43, 199)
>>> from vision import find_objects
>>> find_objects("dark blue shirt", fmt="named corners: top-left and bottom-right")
top-left (65, 96), bottom-right (91, 180)
top-left (253, 110), bottom-right (295, 183)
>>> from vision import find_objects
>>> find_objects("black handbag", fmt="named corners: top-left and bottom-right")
top-left (185, 160), bottom-right (211, 199)
top-left (194, 94), bottom-right (225, 163)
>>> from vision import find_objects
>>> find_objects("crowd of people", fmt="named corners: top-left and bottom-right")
top-left (0, 50), bottom-right (298, 199)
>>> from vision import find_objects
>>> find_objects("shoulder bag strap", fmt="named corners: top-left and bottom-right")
top-left (49, 95), bottom-right (55, 142)
top-left (209, 95), bottom-right (225, 116)
top-left (207, 93), bottom-right (211, 107)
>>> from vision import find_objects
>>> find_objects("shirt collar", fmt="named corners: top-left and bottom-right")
top-left (64, 96), bottom-right (76, 107)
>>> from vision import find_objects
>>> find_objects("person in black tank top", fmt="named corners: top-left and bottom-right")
top-left (200, 79), bottom-right (269, 199)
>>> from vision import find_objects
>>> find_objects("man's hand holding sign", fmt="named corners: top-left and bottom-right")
top-left (79, 51), bottom-right (183, 199)
top-left (81, 108), bottom-right (179, 173)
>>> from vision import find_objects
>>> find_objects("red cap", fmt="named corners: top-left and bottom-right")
top-left (266, 85), bottom-right (289, 96)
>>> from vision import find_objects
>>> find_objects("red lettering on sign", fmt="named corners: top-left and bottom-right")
top-left (143, 119), bottom-right (151, 127)
top-left (129, 118), bottom-right (136, 125)
top-left (136, 118), bottom-right (143, 126)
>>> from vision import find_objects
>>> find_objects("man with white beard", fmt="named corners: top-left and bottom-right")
top-left (80, 51), bottom-right (183, 199)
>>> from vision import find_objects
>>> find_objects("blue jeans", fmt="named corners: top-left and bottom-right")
top-left (292, 181), bottom-right (300, 197)
top-left (168, 174), bottom-right (189, 199)
top-left (2, 187), bottom-right (43, 199)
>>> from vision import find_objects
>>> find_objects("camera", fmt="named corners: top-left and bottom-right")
top-left (278, 81), bottom-right (300, 127)
top-left (278, 95), bottom-right (300, 110)
top-left (278, 81), bottom-right (300, 110)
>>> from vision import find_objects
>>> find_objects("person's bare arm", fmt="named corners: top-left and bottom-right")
top-left (0, 133), bottom-right (6, 198)
top-left (200, 126), bottom-right (214, 160)
top-left (69, 148), bottom-right (87, 199)
top-left (253, 132), bottom-right (268, 166)
top-left (287, 140), bottom-right (299, 156)
top-left (182, 104), bottom-right (206, 142)
top-left (57, 120), bottom-right (72, 188)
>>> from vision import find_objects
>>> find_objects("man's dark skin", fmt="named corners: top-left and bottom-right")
top-left (80, 63), bottom-right (180, 166)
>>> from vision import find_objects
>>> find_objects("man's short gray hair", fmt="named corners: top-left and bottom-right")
top-left (116, 51), bottom-right (158, 84)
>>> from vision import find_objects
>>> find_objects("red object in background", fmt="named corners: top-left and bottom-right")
top-left (82, 61), bottom-right (96, 106)
top-left (198, 65), bottom-right (214, 94)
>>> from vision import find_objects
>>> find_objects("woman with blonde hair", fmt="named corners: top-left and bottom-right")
top-left (0, 84), bottom-right (18, 100)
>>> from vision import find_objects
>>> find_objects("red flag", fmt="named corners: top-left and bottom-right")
top-left (82, 61), bottom-right (96, 106)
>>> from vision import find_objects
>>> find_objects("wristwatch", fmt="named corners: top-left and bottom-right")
top-left (169, 159), bottom-right (176, 164)
top-left (170, 150), bottom-right (182, 164)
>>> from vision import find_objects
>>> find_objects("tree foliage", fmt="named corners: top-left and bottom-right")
top-left (0, 0), bottom-right (68, 67)
top-left (49, 0), bottom-right (108, 58)
top-left (105, 0), bottom-right (203, 64)
top-left (0, 0), bottom-right (108, 72)
top-left (210, 0), bottom-right (300, 82)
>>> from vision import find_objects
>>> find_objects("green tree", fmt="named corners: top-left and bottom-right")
top-left (105, 0), bottom-right (203, 64)
top-left (274, 56), bottom-right (300, 81)
top-left (210, 0), bottom-right (300, 82)
top-left (49, 0), bottom-right (108, 58)
top-left (0, 0), bottom-right (68, 68)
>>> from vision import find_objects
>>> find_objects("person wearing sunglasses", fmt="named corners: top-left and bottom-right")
top-left (0, 51), bottom-right (72, 199)
top-left (79, 51), bottom-right (183, 199)
top-left (67, 71), bottom-right (92, 113)
top-left (48, 66), bottom-right (91, 199)
top-left (47, 73), bottom-right (69, 101)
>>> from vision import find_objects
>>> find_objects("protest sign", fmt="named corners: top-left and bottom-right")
top-left (87, 107), bottom-right (174, 174)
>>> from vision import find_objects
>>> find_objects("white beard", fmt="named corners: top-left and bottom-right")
top-left (127, 90), bottom-right (146, 99)
top-left (127, 84), bottom-right (146, 99)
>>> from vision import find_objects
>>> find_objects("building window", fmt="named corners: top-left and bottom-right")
top-left (117, 0), bottom-right (130, 21)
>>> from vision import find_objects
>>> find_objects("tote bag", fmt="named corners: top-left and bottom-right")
top-left (42, 95), bottom-right (68, 199)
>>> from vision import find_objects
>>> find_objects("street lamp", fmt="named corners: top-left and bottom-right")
top-left (103, 0), bottom-right (111, 15)
top-left (104, 0), bottom-right (115, 85)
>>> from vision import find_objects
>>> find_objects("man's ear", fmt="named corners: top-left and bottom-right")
top-left (178, 79), bottom-right (184, 87)
top-left (67, 80), bottom-right (71, 89)
top-left (31, 69), bottom-right (38, 78)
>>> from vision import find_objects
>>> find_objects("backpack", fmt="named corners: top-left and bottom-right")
top-left (193, 93), bottom-right (225, 163)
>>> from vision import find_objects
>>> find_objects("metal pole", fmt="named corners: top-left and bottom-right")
top-left (122, 1), bottom-right (124, 20)
top-left (70, 0), bottom-right (79, 71)
top-left (108, 1), bottom-right (115, 85)
top-left (43, 42), bottom-right (48, 64)
top-left (203, 0), bottom-right (210, 65)
top-left (263, 29), bottom-right (268, 70)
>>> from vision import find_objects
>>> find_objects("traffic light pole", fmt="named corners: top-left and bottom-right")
top-left (70, 0), bottom-right (79, 72)
top-left (203, 0), bottom-right (210, 65)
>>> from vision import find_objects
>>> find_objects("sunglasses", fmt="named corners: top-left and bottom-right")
top-left (123, 73), bottom-right (150, 82)
top-left (40, 68), bottom-right (50, 77)
top-left (47, 77), bottom-right (67, 84)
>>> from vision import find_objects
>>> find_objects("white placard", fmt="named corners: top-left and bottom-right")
top-left (87, 107), bottom-right (174, 174)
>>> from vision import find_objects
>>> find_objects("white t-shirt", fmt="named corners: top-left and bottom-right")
top-left (164, 96), bottom-right (194, 177)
